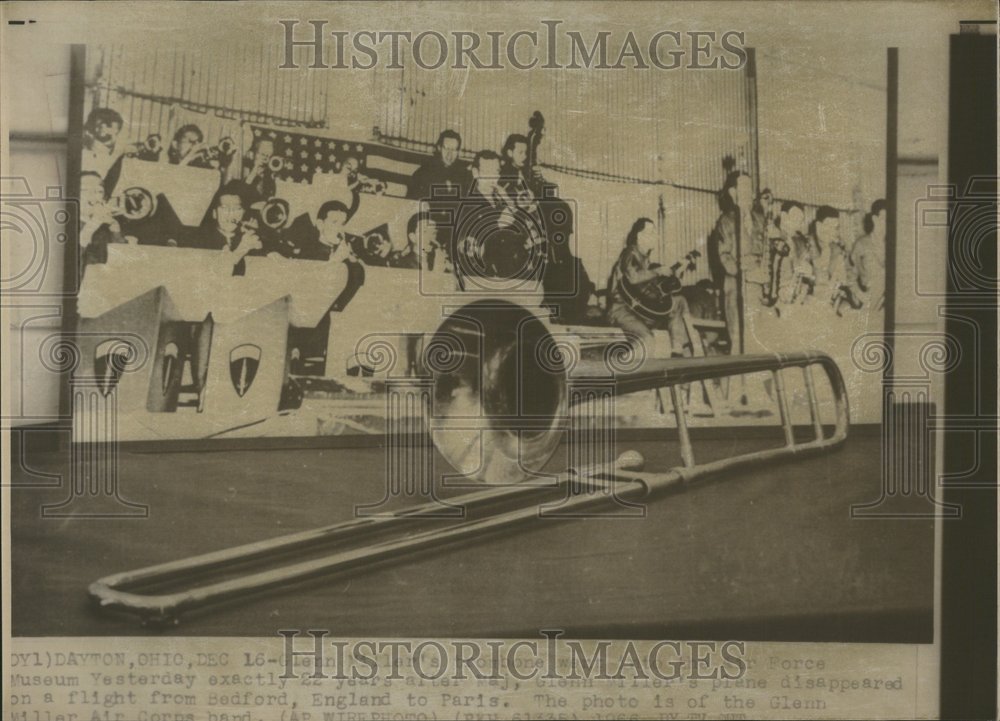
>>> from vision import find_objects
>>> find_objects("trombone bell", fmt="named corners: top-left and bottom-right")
top-left (428, 300), bottom-right (569, 484)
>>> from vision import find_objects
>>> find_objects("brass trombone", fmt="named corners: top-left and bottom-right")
top-left (89, 301), bottom-right (849, 626)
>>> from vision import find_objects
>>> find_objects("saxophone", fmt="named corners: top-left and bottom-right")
top-left (764, 228), bottom-right (790, 308)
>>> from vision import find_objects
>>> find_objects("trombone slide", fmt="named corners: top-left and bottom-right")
top-left (89, 351), bottom-right (848, 625)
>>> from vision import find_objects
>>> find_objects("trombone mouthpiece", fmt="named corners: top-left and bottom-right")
top-left (616, 450), bottom-right (646, 472)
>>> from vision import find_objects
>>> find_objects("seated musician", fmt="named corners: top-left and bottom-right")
top-left (80, 172), bottom-right (182, 254)
top-left (166, 124), bottom-right (213, 169)
top-left (188, 181), bottom-right (273, 275)
top-left (459, 150), bottom-right (540, 282)
top-left (747, 187), bottom-right (775, 275)
top-left (237, 137), bottom-right (278, 203)
top-left (456, 151), bottom-right (511, 277)
top-left (846, 199), bottom-right (887, 311)
top-left (81, 107), bottom-right (125, 181)
top-left (772, 200), bottom-right (813, 305)
top-left (385, 214), bottom-right (427, 270)
top-left (117, 194), bottom-right (185, 248)
top-left (809, 205), bottom-right (850, 305)
top-left (357, 232), bottom-right (393, 267)
top-left (357, 232), bottom-right (416, 269)
top-left (499, 134), bottom-right (533, 198)
top-left (606, 217), bottom-right (692, 358)
top-left (290, 201), bottom-right (352, 259)
top-left (79, 171), bottom-right (126, 266)
top-left (407, 211), bottom-right (440, 271)
top-left (298, 200), bottom-right (366, 308)
top-left (407, 129), bottom-right (469, 201)
top-left (286, 201), bottom-right (367, 376)
top-left (341, 156), bottom-right (364, 193)
top-left (541, 200), bottom-right (598, 325)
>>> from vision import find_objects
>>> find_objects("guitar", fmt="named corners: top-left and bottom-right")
top-left (619, 249), bottom-right (701, 322)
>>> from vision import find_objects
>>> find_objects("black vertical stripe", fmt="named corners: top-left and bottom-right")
top-left (940, 32), bottom-right (997, 721)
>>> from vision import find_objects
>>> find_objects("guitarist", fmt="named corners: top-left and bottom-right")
top-left (606, 217), bottom-right (692, 359)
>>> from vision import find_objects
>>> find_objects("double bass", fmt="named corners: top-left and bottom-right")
top-left (520, 112), bottom-right (599, 323)
top-left (526, 110), bottom-right (549, 198)
top-left (483, 112), bottom-right (555, 281)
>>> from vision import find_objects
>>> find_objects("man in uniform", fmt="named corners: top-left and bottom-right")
top-left (847, 199), bottom-right (887, 310)
top-left (407, 129), bottom-right (469, 201)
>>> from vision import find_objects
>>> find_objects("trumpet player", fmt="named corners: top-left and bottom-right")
top-left (749, 188), bottom-right (775, 269)
top-left (407, 212), bottom-right (440, 271)
top-left (294, 200), bottom-right (366, 314)
top-left (407, 129), bottom-right (469, 201)
top-left (284, 200), bottom-right (368, 380)
top-left (771, 200), bottom-right (817, 306)
top-left (809, 205), bottom-right (849, 300)
top-left (81, 107), bottom-right (125, 180)
top-left (166, 124), bottom-right (207, 167)
top-left (239, 137), bottom-right (278, 201)
top-left (190, 182), bottom-right (273, 276)
top-left (78, 171), bottom-right (127, 265)
top-left (342, 156), bottom-right (363, 191)
top-left (80, 171), bottom-right (187, 253)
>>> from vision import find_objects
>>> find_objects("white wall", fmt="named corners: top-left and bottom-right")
top-left (2, 34), bottom-right (71, 426)
top-left (756, 47), bottom-right (887, 211)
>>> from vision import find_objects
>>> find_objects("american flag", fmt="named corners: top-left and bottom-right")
top-left (250, 125), bottom-right (434, 196)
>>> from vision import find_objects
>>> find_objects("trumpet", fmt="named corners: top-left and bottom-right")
top-left (88, 299), bottom-right (850, 626)
top-left (106, 186), bottom-right (156, 221)
top-left (216, 136), bottom-right (235, 157)
top-left (354, 173), bottom-right (387, 195)
top-left (124, 134), bottom-right (163, 159)
top-left (259, 198), bottom-right (290, 230)
top-left (191, 137), bottom-right (238, 166)
top-left (267, 155), bottom-right (286, 173)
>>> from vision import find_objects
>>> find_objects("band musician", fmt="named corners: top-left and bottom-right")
top-left (606, 217), bottom-right (693, 359)
top-left (708, 170), bottom-right (757, 354)
top-left (407, 129), bottom-right (469, 201)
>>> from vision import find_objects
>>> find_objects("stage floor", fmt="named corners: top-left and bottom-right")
top-left (10, 426), bottom-right (933, 641)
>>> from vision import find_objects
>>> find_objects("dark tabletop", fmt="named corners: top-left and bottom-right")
top-left (10, 427), bottom-right (933, 641)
